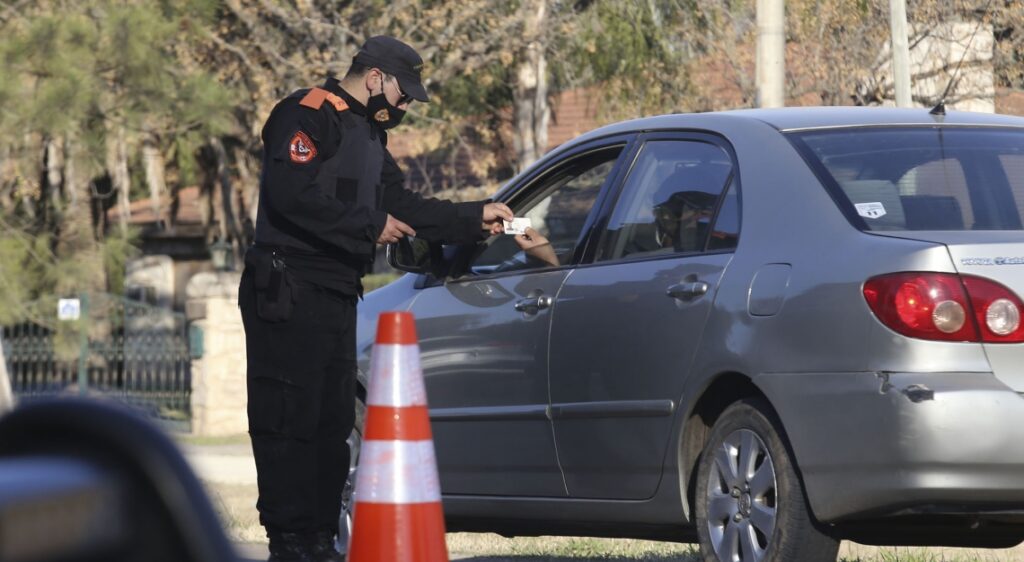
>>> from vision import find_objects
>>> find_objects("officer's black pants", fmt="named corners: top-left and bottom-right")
top-left (239, 271), bottom-right (357, 534)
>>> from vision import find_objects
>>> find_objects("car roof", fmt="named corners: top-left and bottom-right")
top-left (566, 106), bottom-right (1024, 147)
top-left (497, 106), bottom-right (1024, 201)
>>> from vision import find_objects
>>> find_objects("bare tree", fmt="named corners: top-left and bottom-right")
top-left (684, 0), bottom-right (1023, 111)
top-left (142, 131), bottom-right (167, 228)
top-left (106, 126), bottom-right (131, 233)
top-left (513, 0), bottom-right (551, 170)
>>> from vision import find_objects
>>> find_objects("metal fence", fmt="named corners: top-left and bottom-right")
top-left (2, 294), bottom-right (192, 430)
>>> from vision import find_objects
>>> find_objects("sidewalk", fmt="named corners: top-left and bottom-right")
top-left (177, 437), bottom-right (265, 549)
top-left (180, 441), bottom-right (257, 486)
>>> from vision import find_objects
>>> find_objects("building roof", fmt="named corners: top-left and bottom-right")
top-left (108, 185), bottom-right (203, 227)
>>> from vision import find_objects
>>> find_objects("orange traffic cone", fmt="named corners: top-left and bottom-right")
top-left (347, 311), bottom-right (448, 562)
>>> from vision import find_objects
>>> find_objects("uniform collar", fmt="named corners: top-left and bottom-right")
top-left (324, 77), bottom-right (388, 145)
top-left (325, 77), bottom-right (366, 117)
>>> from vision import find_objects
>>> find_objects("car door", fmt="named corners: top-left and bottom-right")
top-left (411, 139), bottom-right (633, 497)
top-left (548, 134), bottom-right (742, 499)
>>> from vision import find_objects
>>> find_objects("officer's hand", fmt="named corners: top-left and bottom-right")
top-left (482, 202), bottom-right (514, 235)
top-left (377, 214), bottom-right (416, 245)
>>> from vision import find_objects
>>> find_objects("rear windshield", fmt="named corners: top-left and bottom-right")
top-left (791, 127), bottom-right (1024, 231)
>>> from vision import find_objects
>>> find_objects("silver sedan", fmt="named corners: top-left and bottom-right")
top-left (354, 107), bottom-right (1024, 562)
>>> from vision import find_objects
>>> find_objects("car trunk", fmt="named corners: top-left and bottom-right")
top-left (873, 231), bottom-right (1024, 391)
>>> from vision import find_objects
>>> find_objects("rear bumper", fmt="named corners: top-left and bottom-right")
top-left (756, 371), bottom-right (1024, 522)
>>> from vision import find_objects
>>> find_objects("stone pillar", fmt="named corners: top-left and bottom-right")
top-left (0, 333), bottom-right (13, 415)
top-left (186, 271), bottom-right (246, 437)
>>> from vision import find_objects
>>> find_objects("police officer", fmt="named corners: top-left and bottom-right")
top-left (239, 36), bottom-right (512, 562)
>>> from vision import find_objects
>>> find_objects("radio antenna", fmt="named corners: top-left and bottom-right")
top-left (930, 1), bottom-right (995, 116)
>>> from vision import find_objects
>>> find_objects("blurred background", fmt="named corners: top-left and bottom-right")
top-left (0, 0), bottom-right (1023, 433)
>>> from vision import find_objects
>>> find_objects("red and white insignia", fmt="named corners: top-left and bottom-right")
top-left (288, 131), bottom-right (317, 163)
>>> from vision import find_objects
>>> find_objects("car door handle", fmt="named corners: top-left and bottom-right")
top-left (666, 281), bottom-right (709, 300)
top-left (514, 295), bottom-right (554, 313)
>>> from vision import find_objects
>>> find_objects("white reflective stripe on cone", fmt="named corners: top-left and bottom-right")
top-left (367, 344), bottom-right (428, 407)
top-left (354, 439), bottom-right (442, 504)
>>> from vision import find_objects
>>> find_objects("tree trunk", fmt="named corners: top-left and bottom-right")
top-left (142, 133), bottom-right (167, 227)
top-left (58, 136), bottom-right (105, 294)
top-left (209, 137), bottom-right (244, 263)
top-left (0, 144), bottom-right (11, 211)
top-left (234, 144), bottom-right (260, 242)
top-left (106, 126), bottom-right (131, 233)
top-left (513, 0), bottom-right (550, 172)
top-left (0, 332), bottom-right (13, 414)
top-left (37, 135), bottom-right (64, 232)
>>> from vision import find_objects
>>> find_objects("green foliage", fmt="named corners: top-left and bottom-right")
top-left (433, 64), bottom-right (514, 120)
top-left (102, 230), bottom-right (142, 296)
top-left (0, 231), bottom-right (47, 326)
top-left (173, 132), bottom-right (205, 186)
top-left (556, 1), bottom-right (693, 117)
top-left (568, 2), bottom-right (670, 82)
top-left (363, 273), bottom-right (402, 293)
top-left (175, 74), bottom-right (236, 137)
top-left (0, 0), bottom-right (232, 316)
top-left (0, 0), bottom-right (232, 172)
top-left (0, 219), bottom-right (138, 345)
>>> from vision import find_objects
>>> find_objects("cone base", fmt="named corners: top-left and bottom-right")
top-left (348, 501), bottom-right (449, 562)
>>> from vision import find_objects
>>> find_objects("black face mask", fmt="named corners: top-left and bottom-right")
top-left (366, 92), bottom-right (406, 130)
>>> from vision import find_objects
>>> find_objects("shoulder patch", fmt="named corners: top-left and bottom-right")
top-left (299, 87), bottom-right (349, 112)
top-left (288, 131), bottom-right (317, 164)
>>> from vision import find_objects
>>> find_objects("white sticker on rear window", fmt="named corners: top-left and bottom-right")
top-left (855, 202), bottom-right (887, 219)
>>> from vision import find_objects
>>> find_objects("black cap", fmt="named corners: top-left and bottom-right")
top-left (353, 36), bottom-right (429, 103)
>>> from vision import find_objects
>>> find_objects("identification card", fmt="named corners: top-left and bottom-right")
top-left (503, 218), bottom-right (532, 235)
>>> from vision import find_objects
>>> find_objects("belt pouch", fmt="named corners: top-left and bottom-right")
top-left (248, 247), bottom-right (294, 322)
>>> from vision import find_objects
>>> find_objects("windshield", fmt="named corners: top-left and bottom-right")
top-left (791, 127), bottom-right (1024, 231)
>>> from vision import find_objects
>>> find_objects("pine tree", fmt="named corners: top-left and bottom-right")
top-left (0, 0), bottom-right (230, 367)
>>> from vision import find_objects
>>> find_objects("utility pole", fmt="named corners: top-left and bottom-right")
top-left (756, 0), bottom-right (785, 108)
top-left (889, 0), bottom-right (913, 107)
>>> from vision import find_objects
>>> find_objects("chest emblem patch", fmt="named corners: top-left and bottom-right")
top-left (288, 131), bottom-right (317, 163)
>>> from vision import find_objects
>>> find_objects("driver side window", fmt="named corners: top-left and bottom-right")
top-left (469, 146), bottom-right (623, 275)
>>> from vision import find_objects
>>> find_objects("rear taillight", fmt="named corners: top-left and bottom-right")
top-left (961, 276), bottom-right (1024, 343)
top-left (864, 272), bottom-right (1024, 343)
top-left (864, 273), bottom-right (976, 341)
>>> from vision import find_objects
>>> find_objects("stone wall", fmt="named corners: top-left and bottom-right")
top-left (0, 333), bottom-right (13, 415)
top-left (126, 255), bottom-right (175, 308)
top-left (186, 271), bottom-right (247, 437)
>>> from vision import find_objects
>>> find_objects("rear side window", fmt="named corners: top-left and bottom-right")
top-left (792, 127), bottom-right (1024, 231)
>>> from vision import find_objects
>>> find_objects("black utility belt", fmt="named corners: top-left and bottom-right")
top-left (245, 246), bottom-right (363, 318)
top-left (252, 244), bottom-right (371, 268)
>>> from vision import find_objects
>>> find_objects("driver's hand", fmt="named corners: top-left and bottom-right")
top-left (513, 227), bottom-right (550, 250)
top-left (514, 227), bottom-right (558, 267)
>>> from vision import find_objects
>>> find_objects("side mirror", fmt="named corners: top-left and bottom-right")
top-left (387, 237), bottom-right (434, 274)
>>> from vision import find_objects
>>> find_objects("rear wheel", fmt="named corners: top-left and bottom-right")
top-left (695, 398), bottom-right (838, 562)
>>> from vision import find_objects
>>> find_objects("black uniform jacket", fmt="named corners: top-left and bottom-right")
top-left (254, 77), bottom-right (485, 294)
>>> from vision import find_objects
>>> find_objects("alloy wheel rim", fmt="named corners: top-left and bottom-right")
top-left (705, 428), bottom-right (778, 562)
top-left (336, 464), bottom-right (356, 553)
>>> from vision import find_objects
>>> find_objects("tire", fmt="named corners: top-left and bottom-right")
top-left (336, 389), bottom-right (366, 554)
top-left (695, 398), bottom-right (839, 562)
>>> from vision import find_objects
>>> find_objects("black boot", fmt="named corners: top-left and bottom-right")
top-left (310, 531), bottom-right (343, 562)
top-left (267, 532), bottom-right (318, 562)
